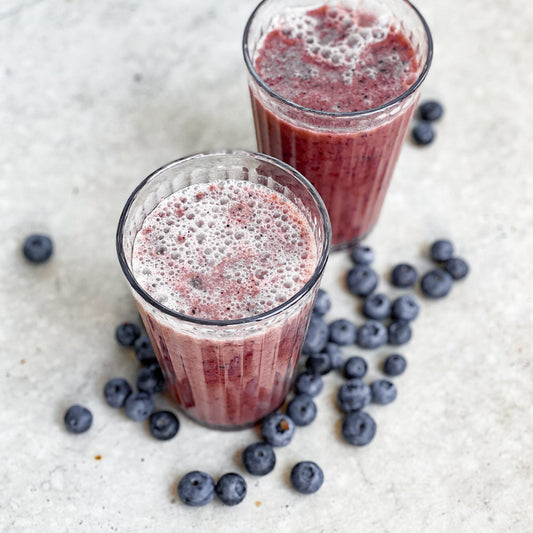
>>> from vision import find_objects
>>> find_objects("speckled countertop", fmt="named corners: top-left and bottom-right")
top-left (1, 0), bottom-right (532, 531)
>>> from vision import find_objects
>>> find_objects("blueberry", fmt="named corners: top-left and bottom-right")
top-left (124, 392), bottom-right (154, 421)
top-left (137, 363), bottom-right (165, 394)
top-left (388, 320), bottom-right (412, 346)
top-left (383, 354), bottom-right (407, 376)
top-left (133, 335), bottom-right (157, 365)
top-left (103, 377), bottom-right (132, 408)
top-left (343, 356), bottom-right (368, 379)
top-left (306, 352), bottom-right (332, 375)
top-left (342, 411), bottom-right (376, 446)
top-left (261, 412), bottom-right (295, 447)
top-left (430, 239), bottom-right (455, 262)
top-left (313, 288), bottom-right (331, 316)
top-left (419, 100), bottom-right (444, 121)
top-left (323, 342), bottom-right (344, 370)
top-left (290, 461), bottom-right (324, 495)
top-left (350, 245), bottom-right (374, 265)
top-left (362, 293), bottom-right (391, 320)
top-left (329, 318), bottom-right (357, 346)
top-left (356, 320), bottom-right (388, 349)
top-left (371, 379), bottom-right (397, 405)
top-left (149, 410), bottom-right (180, 440)
top-left (215, 473), bottom-right (247, 506)
top-left (420, 269), bottom-right (453, 298)
top-left (391, 295), bottom-right (420, 322)
top-left (242, 442), bottom-right (276, 476)
top-left (444, 257), bottom-right (469, 280)
top-left (286, 393), bottom-right (317, 426)
top-left (411, 121), bottom-right (435, 145)
top-left (294, 371), bottom-right (323, 397)
top-left (64, 405), bottom-right (93, 434)
top-left (115, 322), bottom-right (141, 347)
top-left (302, 314), bottom-right (329, 355)
top-left (347, 265), bottom-right (378, 297)
top-left (337, 378), bottom-right (371, 413)
top-left (22, 234), bottom-right (54, 264)
top-left (390, 263), bottom-right (418, 288)
top-left (177, 471), bottom-right (215, 507)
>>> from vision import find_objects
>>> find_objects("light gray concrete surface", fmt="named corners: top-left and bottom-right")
top-left (1, 0), bottom-right (532, 531)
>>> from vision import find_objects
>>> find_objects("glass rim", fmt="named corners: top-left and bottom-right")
top-left (116, 149), bottom-right (331, 327)
top-left (242, 0), bottom-right (433, 118)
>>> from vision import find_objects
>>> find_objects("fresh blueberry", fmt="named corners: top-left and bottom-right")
top-left (350, 245), bottom-right (375, 265)
top-left (383, 354), bottom-right (407, 376)
top-left (290, 461), bottom-right (324, 495)
top-left (242, 442), bottom-right (276, 476)
top-left (64, 405), bottom-right (92, 434)
top-left (329, 318), bottom-right (357, 346)
top-left (419, 100), bottom-right (444, 121)
top-left (391, 295), bottom-right (420, 322)
top-left (124, 392), bottom-right (154, 421)
top-left (22, 234), bottom-right (54, 264)
top-left (343, 356), bottom-right (368, 379)
top-left (342, 411), bottom-right (376, 446)
top-left (177, 471), bottom-right (215, 507)
top-left (137, 363), bottom-right (165, 394)
top-left (103, 377), bottom-right (132, 408)
top-left (356, 320), bottom-right (388, 349)
top-left (133, 335), bottom-right (158, 365)
top-left (286, 393), bottom-right (317, 426)
top-left (388, 320), bottom-right (412, 346)
top-left (149, 410), bottom-right (180, 440)
top-left (313, 288), bottom-right (331, 316)
top-left (323, 342), bottom-right (344, 370)
top-left (215, 473), bottom-right (247, 506)
top-left (347, 265), bottom-right (378, 297)
top-left (302, 314), bottom-right (329, 355)
top-left (411, 121), bottom-right (435, 145)
top-left (420, 268), bottom-right (453, 298)
top-left (306, 352), bottom-right (332, 375)
top-left (261, 412), bottom-right (295, 447)
top-left (337, 378), bottom-right (371, 413)
top-left (390, 263), bottom-right (418, 288)
top-left (430, 239), bottom-right (455, 262)
top-left (115, 322), bottom-right (141, 347)
top-left (362, 293), bottom-right (391, 320)
top-left (444, 257), bottom-right (469, 280)
top-left (294, 372), bottom-right (323, 397)
top-left (371, 379), bottom-right (398, 405)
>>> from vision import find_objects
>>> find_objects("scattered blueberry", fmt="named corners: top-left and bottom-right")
top-left (313, 288), bottom-right (331, 316)
top-left (390, 263), bottom-right (418, 288)
top-left (388, 320), bottom-right (412, 346)
top-left (356, 320), bottom-right (388, 349)
top-left (323, 342), bottom-right (344, 370)
top-left (302, 314), bottom-right (329, 355)
top-left (261, 412), bottom-right (295, 447)
top-left (215, 473), bottom-right (247, 506)
top-left (343, 356), bottom-right (368, 380)
top-left (64, 405), bottom-right (93, 434)
top-left (362, 293), bottom-right (391, 320)
top-left (22, 234), bottom-right (54, 264)
top-left (115, 322), bottom-right (141, 347)
top-left (177, 471), bottom-right (215, 507)
top-left (383, 354), bottom-right (407, 377)
top-left (124, 392), bottom-right (154, 421)
top-left (430, 239), bottom-right (455, 262)
top-left (342, 411), bottom-right (376, 446)
top-left (306, 352), bottom-right (332, 375)
top-left (337, 379), bottom-right (371, 413)
top-left (149, 410), bottom-right (180, 440)
top-left (411, 121), bottom-right (435, 145)
top-left (391, 295), bottom-right (420, 322)
top-left (444, 257), bottom-right (469, 280)
top-left (286, 393), bottom-right (317, 427)
top-left (137, 363), bottom-right (165, 394)
top-left (294, 371), bottom-right (323, 398)
top-left (347, 265), bottom-right (378, 297)
top-left (133, 335), bottom-right (158, 365)
top-left (242, 442), bottom-right (276, 476)
top-left (420, 268), bottom-right (453, 298)
top-left (350, 245), bottom-right (375, 265)
top-left (419, 100), bottom-right (444, 121)
top-left (103, 377), bottom-right (132, 408)
top-left (371, 380), bottom-right (397, 405)
top-left (329, 318), bottom-right (357, 346)
top-left (290, 461), bottom-right (324, 495)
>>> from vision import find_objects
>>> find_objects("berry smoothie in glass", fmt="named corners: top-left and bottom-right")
top-left (243, 0), bottom-right (432, 249)
top-left (116, 151), bottom-right (330, 429)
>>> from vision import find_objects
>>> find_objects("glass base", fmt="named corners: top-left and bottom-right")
top-left (330, 225), bottom-right (374, 252)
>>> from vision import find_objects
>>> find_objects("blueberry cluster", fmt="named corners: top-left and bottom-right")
top-left (411, 100), bottom-right (444, 146)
